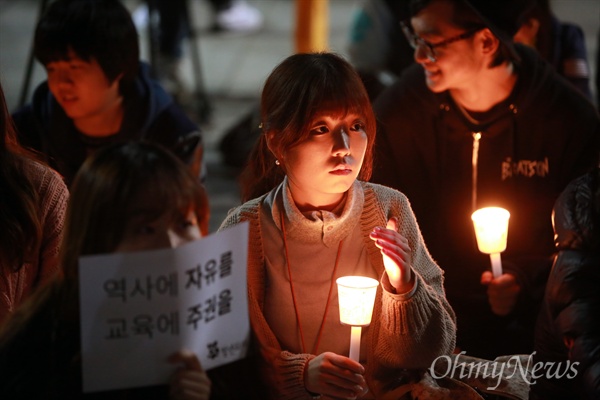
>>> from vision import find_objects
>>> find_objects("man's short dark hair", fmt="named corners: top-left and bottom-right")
top-left (34, 0), bottom-right (139, 85)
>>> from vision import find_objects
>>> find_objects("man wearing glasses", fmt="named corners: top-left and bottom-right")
top-left (371, 0), bottom-right (600, 360)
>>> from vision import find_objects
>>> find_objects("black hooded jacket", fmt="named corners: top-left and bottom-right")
top-left (12, 62), bottom-right (203, 186)
top-left (530, 168), bottom-right (600, 400)
top-left (372, 44), bottom-right (600, 357)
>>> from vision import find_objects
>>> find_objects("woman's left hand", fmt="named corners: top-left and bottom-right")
top-left (168, 350), bottom-right (212, 400)
top-left (370, 217), bottom-right (414, 294)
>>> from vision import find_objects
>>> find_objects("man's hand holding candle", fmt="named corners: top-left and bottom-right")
top-left (481, 271), bottom-right (521, 316)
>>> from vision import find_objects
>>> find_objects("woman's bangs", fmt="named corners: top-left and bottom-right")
top-left (314, 75), bottom-right (369, 119)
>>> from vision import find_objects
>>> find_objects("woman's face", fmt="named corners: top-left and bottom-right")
top-left (280, 112), bottom-right (368, 211)
top-left (115, 207), bottom-right (202, 253)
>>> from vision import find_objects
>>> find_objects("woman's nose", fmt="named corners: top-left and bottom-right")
top-left (332, 129), bottom-right (351, 157)
top-left (167, 230), bottom-right (187, 249)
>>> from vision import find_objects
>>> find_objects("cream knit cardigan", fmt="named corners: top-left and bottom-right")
top-left (219, 181), bottom-right (456, 399)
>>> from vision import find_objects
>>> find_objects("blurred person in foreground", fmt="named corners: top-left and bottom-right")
top-left (0, 79), bottom-right (68, 325)
top-left (0, 141), bottom-right (213, 399)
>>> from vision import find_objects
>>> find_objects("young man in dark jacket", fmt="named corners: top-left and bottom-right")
top-left (12, 0), bottom-right (204, 186)
top-left (531, 168), bottom-right (600, 399)
top-left (371, 0), bottom-right (600, 359)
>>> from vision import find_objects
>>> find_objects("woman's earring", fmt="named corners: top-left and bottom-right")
top-left (275, 159), bottom-right (281, 166)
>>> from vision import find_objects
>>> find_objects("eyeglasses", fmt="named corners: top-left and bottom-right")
top-left (400, 21), bottom-right (483, 62)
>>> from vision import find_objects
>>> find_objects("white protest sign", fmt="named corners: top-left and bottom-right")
top-left (79, 222), bottom-right (249, 393)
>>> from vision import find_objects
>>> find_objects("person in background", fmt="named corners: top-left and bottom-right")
top-left (513, 0), bottom-right (592, 100)
top-left (371, 0), bottom-right (600, 360)
top-left (151, 0), bottom-right (263, 104)
top-left (0, 141), bottom-right (212, 399)
top-left (12, 0), bottom-right (204, 187)
top-left (348, 0), bottom-right (593, 102)
top-left (596, 28), bottom-right (600, 110)
top-left (0, 79), bottom-right (68, 325)
top-left (347, 0), bottom-right (413, 100)
top-left (210, 0), bottom-right (263, 33)
top-left (219, 52), bottom-right (456, 399)
top-left (531, 167), bottom-right (600, 400)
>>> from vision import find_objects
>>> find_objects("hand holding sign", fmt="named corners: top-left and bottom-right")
top-left (168, 350), bottom-right (212, 400)
top-left (79, 222), bottom-right (249, 393)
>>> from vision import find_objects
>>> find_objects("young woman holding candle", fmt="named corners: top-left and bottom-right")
top-left (219, 52), bottom-right (457, 399)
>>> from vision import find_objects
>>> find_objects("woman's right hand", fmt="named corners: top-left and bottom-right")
top-left (304, 352), bottom-right (367, 399)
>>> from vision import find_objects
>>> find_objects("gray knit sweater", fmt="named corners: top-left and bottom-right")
top-left (219, 181), bottom-right (456, 399)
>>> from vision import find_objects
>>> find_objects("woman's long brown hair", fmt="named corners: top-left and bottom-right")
top-left (0, 81), bottom-right (42, 269)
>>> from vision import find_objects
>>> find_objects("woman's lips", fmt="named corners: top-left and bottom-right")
top-left (330, 168), bottom-right (352, 175)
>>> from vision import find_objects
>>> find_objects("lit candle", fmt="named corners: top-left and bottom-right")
top-left (336, 276), bottom-right (378, 362)
top-left (471, 207), bottom-right (510, 278)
